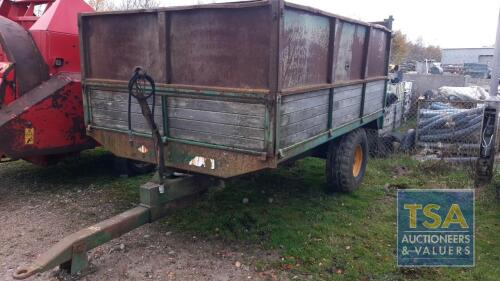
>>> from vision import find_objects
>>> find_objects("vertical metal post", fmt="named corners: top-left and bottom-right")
top-left (490, 10), bottom-right (500, 97)
top-left (476, 10), bottom-right (500, 185)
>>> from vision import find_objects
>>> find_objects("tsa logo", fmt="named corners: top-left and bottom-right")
top-left (397, 190), bottom-right (474, 267)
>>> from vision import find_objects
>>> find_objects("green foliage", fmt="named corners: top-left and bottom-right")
top-left (391, 30), bottom-right (442, 64)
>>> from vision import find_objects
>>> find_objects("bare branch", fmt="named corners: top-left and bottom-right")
top-left (86, 0), bottom-right (115, 11)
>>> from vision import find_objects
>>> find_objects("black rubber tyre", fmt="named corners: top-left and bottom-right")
top-left (127, 159), bottom-right (155, 175)
top-left (326, 128), bottom-right (368, 193)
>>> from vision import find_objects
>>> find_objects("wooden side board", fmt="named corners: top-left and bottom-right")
top-left (167, 96), bottom-right (267, 151)
top-left (363, 80), bottom-right (385, 115)
top-left (89, 89), bottom-right (164, 135)
top-left (332, 84), bottom-right (363, 128)
top-left (279, 89), bottom-right (329, 148)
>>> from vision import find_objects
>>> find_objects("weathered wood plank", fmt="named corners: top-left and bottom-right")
top-left (92, 116), bottom-right (164, 134)
top-left (363, 99), bottom-right (384, 115)
top-left (365, 81), bottom-right (385, 93)
top-left (170, 128), bottom-right (265, 151)
top-left (167, 97), bottom-right (265, 116)
top-left (280, 104), bottom-right (328, 126)
top-left (332, 104), bottom-right (361, 127)
top-left (169, 118), bottom-right (264, 140)
top-left (281, 92), bottom-right (329, 114)
top-left (90, 99), bottom-right (162, 115)
top-left (332, 85), bottom-right (363, 101)
top-left (92, 109), bottom-right (163, 125)
top-left (333, 95), bottom-right (361, 110)
top-left (280, 113), bottom-right (328, 137)
top-left (91, 90), bottom-right (162, 104)
top-left (281, 89), bottom-right (329, 103)
top-left (280, 124), bottom-right (326, 148)
top-left (167, 108), bottom-right (265, 129)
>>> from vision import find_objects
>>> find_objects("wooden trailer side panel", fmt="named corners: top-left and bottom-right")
top-left (88, 89), bottom-right (164, 135)
top-left (167, 96), bottom-right (267, 151)
top-left (331, 85), bottom-right (363, 128)
top-left (363, 80), bottom-right (386, 115)
top-left (279, 89), bottom-right (329, 148)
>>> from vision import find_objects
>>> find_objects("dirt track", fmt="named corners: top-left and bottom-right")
top-left (0, 153), bottom-right (285, 281)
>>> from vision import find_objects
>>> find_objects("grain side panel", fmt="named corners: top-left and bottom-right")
top-left (332, 85), bottom-right (362, 128)
top-left (167, 97), bottom-right (266, 151)
top-left (170, 7), bottom-right (271, 89)
top-left (82, 13), bottom-right (165, 82)
top-left (363, 81), bottom-right (385, 115)
top-left (280, 8), bottom-right (330, 89)
top-left (333, 21), bottom-right (367, 82)
top-left (279, 90), bottom-right (329, 148)
top-left (367, 29), bottom-right (388, 77)
top-left (89, 90), bottom-right (164, 134)
top-left (333, 21), bottom-right (355, 82)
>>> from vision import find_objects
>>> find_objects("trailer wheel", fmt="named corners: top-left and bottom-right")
top-left (113, 156), bottom-right (155, 176)
top-left (326, 128), bottom-right (368, 193)
top-left (127, 159), bottom-right (155, 175)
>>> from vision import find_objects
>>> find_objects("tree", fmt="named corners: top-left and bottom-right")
top-left (424, 45), bottom-right (442, 61)
top-left (116, 0), bottom-right (159, 10)
top-left (87, 0), bottom-right (159, 11)
top-left (391, 30), bottom-right (410, 65)
top-left (390, 31), bottom-right (442, 63)
top-left (87, 0), bottom-right (115, 11)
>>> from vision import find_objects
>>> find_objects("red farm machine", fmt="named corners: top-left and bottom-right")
top-left (0, 0), bottom-right (96, 165)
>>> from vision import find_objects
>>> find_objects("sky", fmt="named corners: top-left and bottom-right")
top-left (157, 0), bottom-right (500, 48)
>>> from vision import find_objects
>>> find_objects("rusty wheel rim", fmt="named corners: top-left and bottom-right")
top-left (353, 144), bottom-right (363, 177)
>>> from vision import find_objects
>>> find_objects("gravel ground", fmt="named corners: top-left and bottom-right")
top-left (0, 154), bottom-right (285, 281)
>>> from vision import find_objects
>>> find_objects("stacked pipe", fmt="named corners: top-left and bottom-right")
top-left (418, 102), bottom-right (484, 146)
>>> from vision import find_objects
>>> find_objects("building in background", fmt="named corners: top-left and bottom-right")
top-left (442, 48), bottom-right (494, 66)
top-left (442, 48), bottom-right (493, 78)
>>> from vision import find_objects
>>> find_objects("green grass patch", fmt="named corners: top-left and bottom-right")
top-left (2, 150), bottom-right (498, 280)
top-left (163, 155), bottom-right (499, 281)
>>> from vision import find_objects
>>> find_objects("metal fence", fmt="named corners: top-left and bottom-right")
top-left (367, 81), bottom-right (499, 185)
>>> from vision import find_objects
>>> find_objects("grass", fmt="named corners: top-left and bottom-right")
top-left (161, 156), bottom-right (499, 281)
top-left (1, 149), bottom-right (499, 280)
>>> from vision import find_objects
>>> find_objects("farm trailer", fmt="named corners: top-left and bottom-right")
top-left (14, 0), bottom-right (393, 278)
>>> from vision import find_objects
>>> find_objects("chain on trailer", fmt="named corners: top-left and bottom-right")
top-left (127, 67), bottom-right (167, 186)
